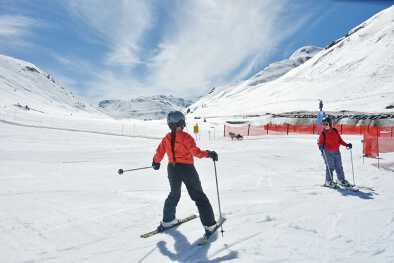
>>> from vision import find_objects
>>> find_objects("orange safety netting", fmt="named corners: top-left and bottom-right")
top-left (363, 126), bottom-right (394, 157)
top-left (224, 123), bottom-right (394, 156)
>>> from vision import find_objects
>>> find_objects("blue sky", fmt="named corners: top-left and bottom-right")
top-left (0, 0), bottom-right (393, 103)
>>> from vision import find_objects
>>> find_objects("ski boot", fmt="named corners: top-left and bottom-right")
top-left (324, 180), bottom-right (337, 188)
top-left (338, 179), bottom-right (351, 187)
top-left (157, 218), bottom-right (180, 232)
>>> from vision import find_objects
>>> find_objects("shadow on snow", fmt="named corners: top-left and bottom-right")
top-left (335, 188), bottom-right (377, 199)
top-left (156, 228), bottom-right (238, 263)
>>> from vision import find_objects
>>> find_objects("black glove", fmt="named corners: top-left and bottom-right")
top-left (152, 160), bottom-right (160, 170)
top-left (207, 150), bottom-right (218, 161)
top-left (318, 144), bottom-right (325, 152)
top-left (347, 143), bottom-right (352, 149)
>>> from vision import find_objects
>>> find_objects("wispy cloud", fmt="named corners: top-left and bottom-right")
top-left (147, 0), bottom-right (305, 96)
top-left (0, 15), bottom-right (42, 46)
top-left (65, 0), bottom-right (311, 99)
top-left (67, 0), bottom-right (154, 66)
top-left (1, 1), bottom-right (316, 101)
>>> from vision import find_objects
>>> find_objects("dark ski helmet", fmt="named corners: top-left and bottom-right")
top-left (167, 111), bottom-right (186, 130)
top-left (322, 116), bottom-right (332, 126)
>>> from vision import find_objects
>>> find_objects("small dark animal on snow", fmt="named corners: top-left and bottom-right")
top-left (229, 132), bottom-right (243, 140)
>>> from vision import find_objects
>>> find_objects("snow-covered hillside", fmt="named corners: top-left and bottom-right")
top-left (0, 54), bottom-right (103, 117)
top-left (98, 95), bottom-right (192, 120)
top-left (190, 5), bottom-right (394, 117)
top-left (246, 46), bottom-right (322, 87)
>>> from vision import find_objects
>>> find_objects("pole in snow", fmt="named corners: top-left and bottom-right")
top-left (322, 150), bottom-right (334, 183)
top-left (350, 148), bottom-right (355, 185)
top-left (213, 160), bottom-right (225, 236)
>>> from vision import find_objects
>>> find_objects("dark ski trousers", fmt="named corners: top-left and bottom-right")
top-left (324, 150), bottom-right (346, 182)
top-left (163, 163), bottom-right (216, 227)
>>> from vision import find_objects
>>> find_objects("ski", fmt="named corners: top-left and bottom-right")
top-left (321, 183), bottom-right (359, 192)
top-left (140, 214), bottom-right (198, 238)
top-left (196, 217), bottom-right (227, 246)
top-left (350, 185), bottom-right (375, 192)
top-left (338, 185), bottom-right (359, 192)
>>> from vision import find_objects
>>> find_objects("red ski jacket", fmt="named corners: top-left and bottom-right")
top-left (153, 130), bottom-right (208, 165)
top-left (318, 128), bottom-right (347, 152)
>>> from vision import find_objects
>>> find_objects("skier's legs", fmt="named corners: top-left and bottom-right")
top-left (324, 151), bottom-right (335, 182)
top-left (163, 165), bottom-right (182, 222)
top-left (333, 151), bottom-right (346, 182)
top-left (181, 165), bottom-right (216, 226)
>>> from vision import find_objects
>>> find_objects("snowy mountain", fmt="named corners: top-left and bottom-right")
top-left (98, 95), bottom-right (193, 120)
top-left (0, 54), bottom-right (102, 117)
top-left (246, 46), bottom-right (322, 86)
top-left (189, 5), bottom-right (394, 118)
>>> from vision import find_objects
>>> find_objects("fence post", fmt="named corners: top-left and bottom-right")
top-left (223, 125), bottom-right (226, 137)
top-left (312, 123), bottom-right (315, 134)
top-left (247, 124), bottom-right (250, 136)
top-left (286, 124), bottom-right (289, 135)
top-left (391, 127), bottom-right (393, 138)
top-left (377, 128), bottom-right (380, 168)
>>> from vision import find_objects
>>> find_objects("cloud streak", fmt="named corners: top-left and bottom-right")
top-left (65, 0), bottom-right (312, 99)
top-left (0, 1), bottom-right (316, 101)
top-left (148, 0), bottom-right (298, 95)
top-left (67, 0), bottom-right (154, 66)
top-left (0, 15), bottom-right (42, 46)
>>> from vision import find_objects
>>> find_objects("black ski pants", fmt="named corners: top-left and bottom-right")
top-left (163, 163), bottom-right (216, 227)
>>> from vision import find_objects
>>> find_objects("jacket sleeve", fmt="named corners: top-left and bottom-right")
top-left (317, 133), bottom-right (325, 146)
top-left (184, 134), bottom-right (208, 158)
top-left (337, 133), bottom-right (348, 147)
top-left (153, 138), bottom-right (166, 163)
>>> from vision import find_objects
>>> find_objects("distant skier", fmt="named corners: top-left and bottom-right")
top-left (193, 123), bottom-right (200, 141)
top-left (318, 116), bottom-right (352, 187)
top-left (152, 111), bottom-right (219, 236)
top-left (316, 99), bottom-right (326, 133)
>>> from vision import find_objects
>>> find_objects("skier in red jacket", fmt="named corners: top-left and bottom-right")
top-left (152, 111), bottom-right (218, 235)
top-left (318, 117), bottom-right (352, 187)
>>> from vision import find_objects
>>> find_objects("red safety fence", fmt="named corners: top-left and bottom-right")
top-left (224, 123), bottom-right (394, 157)
top-left (363, 126), bottom-right (394, 157)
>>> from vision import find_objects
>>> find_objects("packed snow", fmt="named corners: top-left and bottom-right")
top-left (1, 117), bottom-right (393, 263)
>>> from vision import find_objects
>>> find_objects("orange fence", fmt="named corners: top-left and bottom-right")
top-left (224, 123), bottom-right (394, 157)
top-left (363, 126), bottom-right (394, 157)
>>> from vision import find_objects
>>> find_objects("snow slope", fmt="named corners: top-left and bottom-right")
top-left (190, 5), bottom-right (394, 117)
top-left (98, 95), bottom-right (192, 120)
top-left (246, 46), bottom-right (322, 87)
top-left (0, 54), bottom-right (102, 117)
top-left (0, 117), bottom-right (393, 263)
top-left (0, 54), bottom-right (168, 138)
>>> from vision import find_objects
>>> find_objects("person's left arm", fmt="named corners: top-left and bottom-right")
top-left (338, 133), bottom-right (352, 148)
top-left (184, 134), bottom-right (208, 158)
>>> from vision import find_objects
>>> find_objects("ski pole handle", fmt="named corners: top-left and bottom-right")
top-left (117, 166), bottom-right (152, 175)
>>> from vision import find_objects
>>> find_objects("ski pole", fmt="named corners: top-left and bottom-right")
top-left (350, 148), bottom-right (355, 185)
top-left (118, 166), bottom-right (152, 175)
top-left (213, 160), bottom-right (225, 236)
top-left (321, 150), bottom-right (334, 183)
